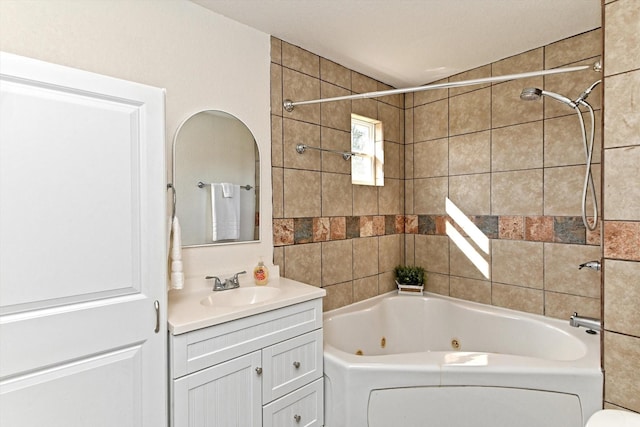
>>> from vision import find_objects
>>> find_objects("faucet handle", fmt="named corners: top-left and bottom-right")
top-left (232, 270), bottom-right (247, 285)
top-left (205, 276), bottom-right (223, 290)
top-left (578, 260), bottom-right (601, 271)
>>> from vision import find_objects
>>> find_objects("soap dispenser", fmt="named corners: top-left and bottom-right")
top-left (253, 257), bottom-right (269, 286)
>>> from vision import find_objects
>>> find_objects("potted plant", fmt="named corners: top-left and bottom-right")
top-left (394, 265), bottom-right (426, 295)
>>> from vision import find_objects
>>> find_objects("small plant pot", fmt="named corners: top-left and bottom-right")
top-left (395, 280), bottom-right (424, 295)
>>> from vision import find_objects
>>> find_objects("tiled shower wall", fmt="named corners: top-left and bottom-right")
top-left (602, 0), bottom-right (640, 413)
top-left (405, 29), bottom-right (603, 320)
top-left (271, 29), bottom-right (604, 316)
top-left (270, 39), bottom-right (406, 311)
top-left (271, 29), bottom-right (604, 314)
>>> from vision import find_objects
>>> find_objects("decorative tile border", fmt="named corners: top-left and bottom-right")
top-left (604, 220), bottom-right (640, 261)
top-left (273, 214), bottom-right (601, 246)
top-left (274, 215), bottom-right (404, 246)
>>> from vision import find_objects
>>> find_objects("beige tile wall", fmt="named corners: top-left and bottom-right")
top-left (602, 0), bottom-right (640, 414)
top-left (271, 38), bottom-right (405, 311)
top-left (405, 29), bottom-right (603, 320)
top-left (272, 29), bottom-right (604, 317)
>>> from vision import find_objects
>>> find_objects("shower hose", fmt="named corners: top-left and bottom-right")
top-left (574, 100), bottom-right (598, 232)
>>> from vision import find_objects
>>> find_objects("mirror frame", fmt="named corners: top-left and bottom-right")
top-left (170, 109), bottom-right (261, 247)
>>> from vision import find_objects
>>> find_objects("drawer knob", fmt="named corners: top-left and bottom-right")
top-left (293, 361), bottom-right (301, 369)
top-left (294, 414), bottom-right (301, 423)
top-left (255, 367), bottom-right (262, 375)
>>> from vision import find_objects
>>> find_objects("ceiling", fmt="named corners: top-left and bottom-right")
top-left (192, 0), bottom-right (600, 88)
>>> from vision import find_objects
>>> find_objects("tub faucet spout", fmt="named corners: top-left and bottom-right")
top-left (570, 312), bottom-right (601, 332)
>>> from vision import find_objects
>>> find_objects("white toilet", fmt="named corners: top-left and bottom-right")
top-left (586, 410), bottom-right (640, 427)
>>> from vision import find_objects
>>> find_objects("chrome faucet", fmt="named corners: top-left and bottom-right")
top-left (205, 271), bottom-right (247, 291)
top-left (578, 260), bottom-right (601, 271)
top-left (205, 276), bottom-right (224, 291)
top-left (229, 270), bottom-right (246, 287)
top-left (570, 312), bottom-right (601, 332)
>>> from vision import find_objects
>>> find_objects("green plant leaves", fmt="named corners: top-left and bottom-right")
top-left (394, 265), bottom-right (425, 285)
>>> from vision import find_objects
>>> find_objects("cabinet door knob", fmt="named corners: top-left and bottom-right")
top-left (255, 367), bottom-right (262, 375)
top-left (293, 414), bottom-right (301, 423)
top-left (293, 361), bottom-right (300, 369)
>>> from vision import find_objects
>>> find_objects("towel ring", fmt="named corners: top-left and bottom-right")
top-left (167, 183), bottom-right (176, 219)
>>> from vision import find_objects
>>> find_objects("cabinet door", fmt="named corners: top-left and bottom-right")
top-left (172, 351), bottom-right (261, 427)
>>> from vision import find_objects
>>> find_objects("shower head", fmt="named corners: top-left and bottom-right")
top-left (520, 87), bottom-right (576, 108)
top-left (520, 87), bottom-right (543, 101)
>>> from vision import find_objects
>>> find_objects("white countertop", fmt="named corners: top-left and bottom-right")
top-left (168, 276), bottom-right (326, 335)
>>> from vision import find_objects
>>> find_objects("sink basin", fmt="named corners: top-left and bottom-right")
top-left (200, 286), bottom-right (282, 307)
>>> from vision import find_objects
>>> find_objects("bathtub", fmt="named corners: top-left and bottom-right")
top-left (323, 292), bottom-right (602, 427)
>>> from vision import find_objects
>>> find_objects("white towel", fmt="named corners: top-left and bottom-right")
top-left (221, 182), bottom-right (234, 198)
top-left (170, 216), bottom-right (184, 290)
top-left (211, 183), bottom-right (240, 241)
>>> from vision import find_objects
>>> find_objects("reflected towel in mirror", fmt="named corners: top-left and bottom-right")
top-left (221, 182), bottom-right (234, 198)
top-left (211, 183), bottom-right (240, 241)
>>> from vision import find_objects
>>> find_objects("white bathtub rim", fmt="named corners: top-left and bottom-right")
top-left (323, 290), bottom-right (600, 367)
top-left (324, 290), bottom-right (594, 337)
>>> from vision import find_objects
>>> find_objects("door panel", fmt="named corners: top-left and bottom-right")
top-left (0, 77), bottom-right (142, 310)
top-left (1, 346), bottom-right (143, 427)
top-left (0, 52), bottom-right (166, 426)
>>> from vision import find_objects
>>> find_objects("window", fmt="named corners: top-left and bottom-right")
top-left (351, 114), bottom-right (383, 186)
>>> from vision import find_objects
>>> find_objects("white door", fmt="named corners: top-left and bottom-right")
top-left (0, 52), bottom-right (167, 427)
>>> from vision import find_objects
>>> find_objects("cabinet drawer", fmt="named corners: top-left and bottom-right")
top-left (170, 298), bottom-right (322, 378)
top-left (263, 378), bottom-right (324, 427)
top-left (262, 329), bottom-right (323, 403)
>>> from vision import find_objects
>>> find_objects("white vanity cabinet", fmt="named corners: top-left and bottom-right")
top-left (169, 298), bottom-right (324, 427)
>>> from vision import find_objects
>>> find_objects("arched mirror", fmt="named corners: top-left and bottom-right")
top-left (172, 110), bottom-right (259, 246)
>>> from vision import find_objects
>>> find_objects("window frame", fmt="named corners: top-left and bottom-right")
top-left (351, 114), bottom-right (384, 186)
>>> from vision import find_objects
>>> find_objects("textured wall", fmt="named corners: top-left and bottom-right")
top-left (272, 29), bottom-right (604, 316)
top-left (270, 39), bottom-right (405, 311)
top-left (602, 0), bottom-right (640, 414)
top-left (404, 29), bottom-right (603, 319)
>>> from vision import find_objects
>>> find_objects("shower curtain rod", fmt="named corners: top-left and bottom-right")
top-left (283, 64), bottom-right (593, 112)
